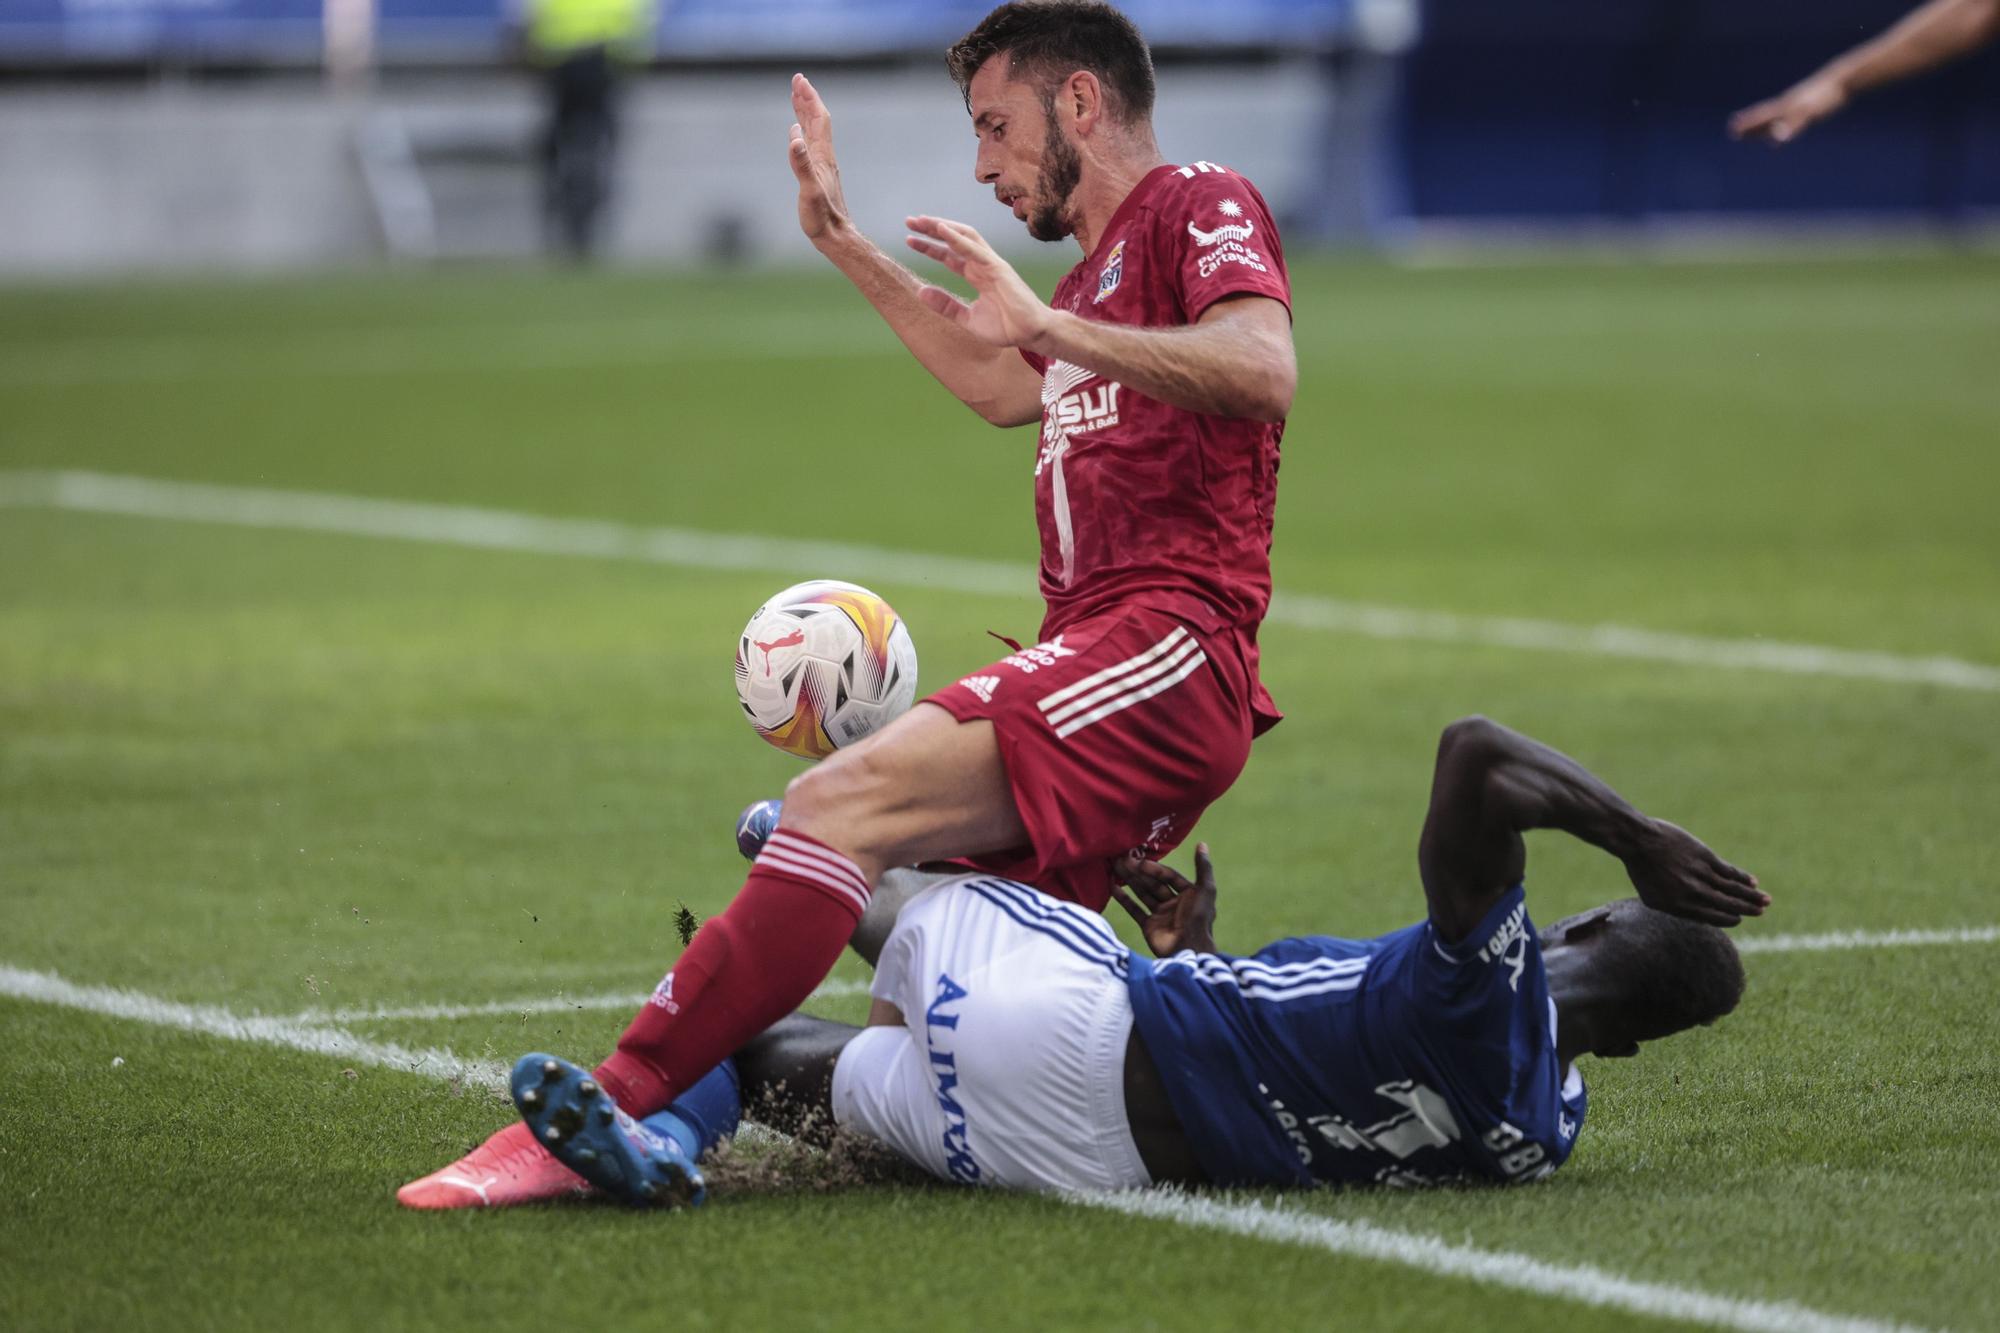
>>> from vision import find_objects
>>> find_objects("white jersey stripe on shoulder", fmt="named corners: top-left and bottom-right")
top-left (1160, 953), bottom-right (1371, 1002)
top-left (1037, 627), bottom-right (1189, 713)
top-left (1042, 634), bottom-right (1205, 728)
top-left (1163, 953), bottom-right (1371, 981)
top-left (1054, 650), bottom-right (1208, 740)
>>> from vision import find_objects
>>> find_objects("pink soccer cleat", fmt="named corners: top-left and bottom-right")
top-left (396, 1120), bottom-right (593, 1209)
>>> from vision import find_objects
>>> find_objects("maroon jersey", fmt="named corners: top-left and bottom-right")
top-left (1020, 161), bottom-right (1290, 732)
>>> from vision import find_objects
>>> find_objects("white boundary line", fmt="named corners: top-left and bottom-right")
top-left (0, 963), bottom-right (505, 1090)
top-left (294, 976), bottom-right (872, 1025)
top-left (4, 469), bottom-right (1996, 693)
top-left (1735, 925), bottom-right (2000, 954)
top-left (290, 926), bottom-right (2000, 1022)
top-left (1076, 1191), bottom-right (1927, 1333)
top-left (0, 959), bottom-right (1935, 1333)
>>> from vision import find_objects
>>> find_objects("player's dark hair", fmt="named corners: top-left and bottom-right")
top-left (1599, 900), bottom-right (1747, 1044)
top-left (946, 1), bottom-right (1156, 125)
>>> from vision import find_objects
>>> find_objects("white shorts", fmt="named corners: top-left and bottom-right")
top-left (830, 875), bottom-right (1151, 1193)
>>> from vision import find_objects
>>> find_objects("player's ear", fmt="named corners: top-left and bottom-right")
top-left (1544, 904), bottom-right (1614, 946)
top-left (1066, 70), bottom-right (1103, 131)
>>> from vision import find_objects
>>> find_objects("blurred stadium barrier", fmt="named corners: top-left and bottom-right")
top-left (0, 0), bottom-right (1994, 274)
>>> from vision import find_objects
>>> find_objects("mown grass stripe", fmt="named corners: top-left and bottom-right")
top-left (3, 469), bottom-right (1995, 693)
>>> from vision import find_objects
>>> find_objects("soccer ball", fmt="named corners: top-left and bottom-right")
top-left (734, 579), bottom-right (919, 761)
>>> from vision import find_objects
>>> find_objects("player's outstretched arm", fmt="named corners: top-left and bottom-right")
top-left (907, 215), bottom-right (1296, 422)
top-left (787, 75), bottom-right (1041, 428)
top-left (1730, 0), bottom-right (2000, 144)
top-left (1417, 716), bottom-right (1768, 943)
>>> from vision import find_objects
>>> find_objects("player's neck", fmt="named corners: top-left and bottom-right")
top-left (1071, 144), bottom-right (1166, 255)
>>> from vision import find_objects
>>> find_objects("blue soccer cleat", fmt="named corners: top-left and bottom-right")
top-left (734, 799), bottom-right (782, 860)
top-left (510, 1054), bottom-right (706, 1209)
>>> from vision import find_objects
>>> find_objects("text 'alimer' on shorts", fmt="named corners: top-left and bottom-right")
top-left (830, 876), bottom-right (1152, 1193)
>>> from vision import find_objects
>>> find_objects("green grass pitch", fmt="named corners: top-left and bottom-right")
top-left (1, 253), bottom-right (1997, 1331)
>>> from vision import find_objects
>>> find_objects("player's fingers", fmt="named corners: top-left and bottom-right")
top-left (1142, 858), bottom-right (1195, 895)
top-left (1706, 856), bottom-right (1767, 903)
top-left (787, 132), bottom-right (811, 177)
top-left (912, 245), bottom-right (969, 281)
top-left (1108, 885), bottom-right (1151, 930)
top-left (1727, 105), bottom-right (1768, 138)
top-left (1713, 876), bottom-right (1769, 913)
top-left (1686, 899), bottom-right (1742, 928)
top-left (904, 234), bottom-right (962, 269)
top-left (916, 285), bottom-right (970, 324)
top-left (1193, 843), bottom-right (1216, 893)
top-left (793, 74), bottom-right (828, 123)
top-left (913, 215), bottom-right (985, 253)
top-left (1131, 874), bottom-right (1178, 911)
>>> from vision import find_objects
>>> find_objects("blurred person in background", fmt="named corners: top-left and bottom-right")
top-left (520, 0), bottom-right (656, 258)
top-left (1731, 0), bottom-right (2000, 143)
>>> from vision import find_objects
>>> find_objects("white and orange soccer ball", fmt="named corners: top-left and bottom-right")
top-left (734, 579), bottom-right (919, 761)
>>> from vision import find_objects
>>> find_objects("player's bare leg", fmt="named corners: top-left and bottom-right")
top-left (590, 702), bottom-right (1022, 1125)
top-left (780, 703), bottom-right (1025, 882)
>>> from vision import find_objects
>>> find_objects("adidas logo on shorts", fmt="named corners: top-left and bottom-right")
top-left (960, 675), bottom-right (1000, 704)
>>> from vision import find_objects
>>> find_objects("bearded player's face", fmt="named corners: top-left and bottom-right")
top-left (968, 56), bottom-right (1083, 244)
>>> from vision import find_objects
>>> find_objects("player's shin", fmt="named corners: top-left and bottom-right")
top-left (593, 829), bottom-right (869, 1116)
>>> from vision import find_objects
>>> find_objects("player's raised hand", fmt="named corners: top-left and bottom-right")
top-left (1623, 820), bottom-right (1769, 927)
top-left (904, 215), bottom-right (1054, 349)
top-left (1730, 76), bottom-right (1848, 144)
top-left (789, 74), bottom-right (852, 244)
top-left (1112, 843), bottom-right (1220, 957)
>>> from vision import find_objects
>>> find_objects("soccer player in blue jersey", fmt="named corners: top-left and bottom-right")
top-left (493, 716), bottom-right (1766, 1202)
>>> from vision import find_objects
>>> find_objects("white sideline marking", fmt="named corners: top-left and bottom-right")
top-left (300, 976), bottom-right (872, 1025)
top-left (0, 961), bottom-right (1931, 1333)
top-left (1736, 925), bottom-right (2000, 955)
top-left (5, 469), bottom-right (1997, 693)
top-left (1076, 1191), bottom-right (1927, 1333)
top-left (0, 963), bottom-right (505, 1091)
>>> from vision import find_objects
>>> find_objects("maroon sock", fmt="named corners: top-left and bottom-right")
top-left (594, 829), bottom-right (869, 1117)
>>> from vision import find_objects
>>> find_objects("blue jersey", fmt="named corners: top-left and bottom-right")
top-left (1124, 887), bottom-right (1587, 1188)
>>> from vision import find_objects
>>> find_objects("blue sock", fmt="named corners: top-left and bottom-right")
top-left (638, 1058), bottom-right (741, 1162)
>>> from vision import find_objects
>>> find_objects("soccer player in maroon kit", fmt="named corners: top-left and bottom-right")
top-left (399, 0), bottom-right (1298, 1208)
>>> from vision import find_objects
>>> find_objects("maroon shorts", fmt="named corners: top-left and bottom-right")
top-left (923, 606), bottom-right (1257, 912)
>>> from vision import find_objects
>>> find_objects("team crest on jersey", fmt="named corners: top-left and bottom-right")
top-left (1093, 239), bottom-right (1126, 304)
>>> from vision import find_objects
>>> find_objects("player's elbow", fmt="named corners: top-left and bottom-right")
top-left (1437, 715), bottom-right (1507, 775)
top-left (1236, 348), bottom-right (1296, 422)
top-left (968, 398), bottom-right (1033, 428)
